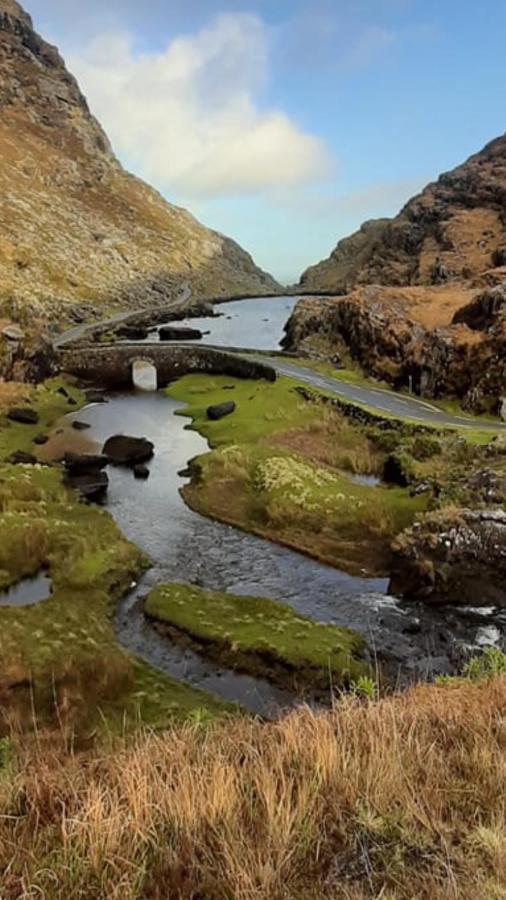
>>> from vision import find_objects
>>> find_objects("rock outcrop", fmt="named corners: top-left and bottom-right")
top-left (282, 283), bottom-right (506, 411)
top-left (389, 508), bottom-right (506, 608)
top-left (299, 135), bottom-right (506, 293)
top-left (0, 1), bottom-right (278, 340)
top-left (289, 136), bottom-right (506, 410)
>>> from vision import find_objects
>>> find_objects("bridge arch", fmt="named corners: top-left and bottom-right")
top-left (132, 358), bottom-right (158, 391)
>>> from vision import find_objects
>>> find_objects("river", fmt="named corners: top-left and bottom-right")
top-left (40, 297), bottom-right (506, 714)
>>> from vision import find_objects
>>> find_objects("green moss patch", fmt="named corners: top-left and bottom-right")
top-left (145, 582), bottom-right (369, 692)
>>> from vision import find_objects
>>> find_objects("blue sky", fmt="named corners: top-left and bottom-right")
top-left (28, 0), bottom-right (506, 283)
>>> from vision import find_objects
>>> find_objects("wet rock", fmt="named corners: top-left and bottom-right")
top-left (2, 324), bottom-right (25, 341)
top-left (158, 325), bottom-right (203, 341)
top-left (7, 407), bottom-right (39, 424)
top-left (33, 433), bottom-right (49, 445)
top-left (133, 463), bottom-right (150, 479)
top-left (64, 471), bottom-right (109, 501)
top-left (207, 401), bottom-right (236, 421)
top-left (85, 390), bottom-right (107, 404)
top-left (71, 420), bottom-right (90, 431)
top-left (64, 452), bottom-right (108, 474)
top-left (103, 434), bottom-right (154, 466)
top-left (390, 508), bottom-right (506, 607)
top-left (8, 450), bottom-right (37, 465)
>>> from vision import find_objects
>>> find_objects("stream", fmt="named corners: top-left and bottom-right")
top-left (32, 297), bottom-right (506, 715)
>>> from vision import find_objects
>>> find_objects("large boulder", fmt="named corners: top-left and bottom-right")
top-left (158, 325), bottom-right (203, 341)
top-left (390, 508), bottom-right (506, 607)
top-left (206, 401), bottom-right (236, 421)
top-left (7, 407), bottom-right (39, 424)
top-left (64, 452), bottom-right (108, 474)
top-left (103, 435), bottom-right (154, 466)
top-left (64, 471), bottom-right (109, 502)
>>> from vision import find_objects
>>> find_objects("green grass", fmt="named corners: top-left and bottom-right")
top-left (0, 376), bottom-right (85, 461)
top-left (0, 464), bottom-right (235, 733)
top-left (145, 582), bottom-right (369, 690)
top-left (168, 373), bottom-right (322, 446)
top-left (167, 374), bottom-right (428, 574)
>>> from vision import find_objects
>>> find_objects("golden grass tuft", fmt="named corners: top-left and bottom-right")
top-left (1, 676), bottom-right (505, 898)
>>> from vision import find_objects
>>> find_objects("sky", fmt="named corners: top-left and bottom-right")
top-left (26, 0), bottom-right (506, 283)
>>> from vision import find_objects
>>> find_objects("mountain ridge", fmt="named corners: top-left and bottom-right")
top-left (299, 135), bottom-right (506, 293)
top-left (0, 0), bottom-right (279, 335)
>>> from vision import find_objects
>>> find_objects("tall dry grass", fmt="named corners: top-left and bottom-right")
top-left (1, 677), bottom-right (505, 899)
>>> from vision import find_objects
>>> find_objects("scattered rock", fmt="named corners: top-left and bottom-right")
top-left (71, 420), bottom-right (90, 431)
top-left (8, 450), bottom-right (37, 465)
top-left (133, 463), bottom-right (150, 479)
top-left (207, 401), bottom-right (236, 421)
top-left (64, 452), bottom-right (108, 474)
top-left (2, 324), bottom-right (25, 342)
top-left (103, 434), bottom-right (154, 466)
top-left (33, 433), bottom-right (49, 445)
top-left (57, 386), bottom-right (69, 398)
top-left (7, 407), bottom-right (39, 425)
top-left (158, 325), bottom-right (203, 341)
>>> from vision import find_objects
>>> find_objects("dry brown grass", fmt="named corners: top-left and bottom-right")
top-left (0, 380), bottom-right (31, 411)
top-left (1, 677), bottom-right (505, 899)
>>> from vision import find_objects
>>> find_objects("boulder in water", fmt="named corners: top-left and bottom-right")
top-left (133, 463), bottom-right (150, 479)
top-left (64, 452), bottom-right (108, 474)
top-left (65, 470), bottom-right (109, 502)
top-left (103, 434), bottom-right (154, 466)
top-left (158, 325), bottom-right (202, 341)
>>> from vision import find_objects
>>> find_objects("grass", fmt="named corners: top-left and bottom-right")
top-left (0, 673), bottom-right (504, 898)
top-left (145, 583), bottom-right (369, 691)
top-left (0, 376), bottom-right (85, 460)
top-left (0, 463), bottom-right (235, 734)
top-left (167, 375), bottom-right (428, 575)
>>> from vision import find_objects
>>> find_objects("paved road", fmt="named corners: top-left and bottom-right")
top-left (263, 357), bottom-right (505, 431)
top-left (52, 282), bottom-right (192, 349)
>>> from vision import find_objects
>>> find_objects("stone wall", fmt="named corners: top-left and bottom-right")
top-left (58, 343), bottom-right (277, 387)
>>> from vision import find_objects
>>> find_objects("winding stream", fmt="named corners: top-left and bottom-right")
top-left (40, 298), bottom-right (505, 715)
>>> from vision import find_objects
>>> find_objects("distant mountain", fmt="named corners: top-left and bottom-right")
top-left (0, 0), bottom-right (279, 329)
top-left (299, 135), bottom-right (506, 293)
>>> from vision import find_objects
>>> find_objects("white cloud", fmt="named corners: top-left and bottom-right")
top-left (69, 13), bottom-right (332, 197)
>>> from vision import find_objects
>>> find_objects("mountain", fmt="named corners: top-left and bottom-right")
top-left (299, 135), bottom-right (506, 293)
top-left (285, 136), bottom-right (506, 413)
top-left (0, 0), bottom-right (279, 330)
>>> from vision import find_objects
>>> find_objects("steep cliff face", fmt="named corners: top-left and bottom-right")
top-left (0, 0), bottom-right (278, 330)
top-left (300, 135), bottom-right (506, 293)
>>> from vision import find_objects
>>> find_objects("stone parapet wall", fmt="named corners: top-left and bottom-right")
top-left (58, 343), bottom-right (276, 387)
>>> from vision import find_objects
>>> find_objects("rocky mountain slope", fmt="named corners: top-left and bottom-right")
top-left (299, 135), bottom-right (506, 293)
top-left (286, 136), bottom-right (506, 413)
top-left (0, 0), bottom-right (278, 332)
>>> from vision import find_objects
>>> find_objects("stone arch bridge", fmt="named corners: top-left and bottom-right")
top-left (57, 342), bottom-right (276, 389)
